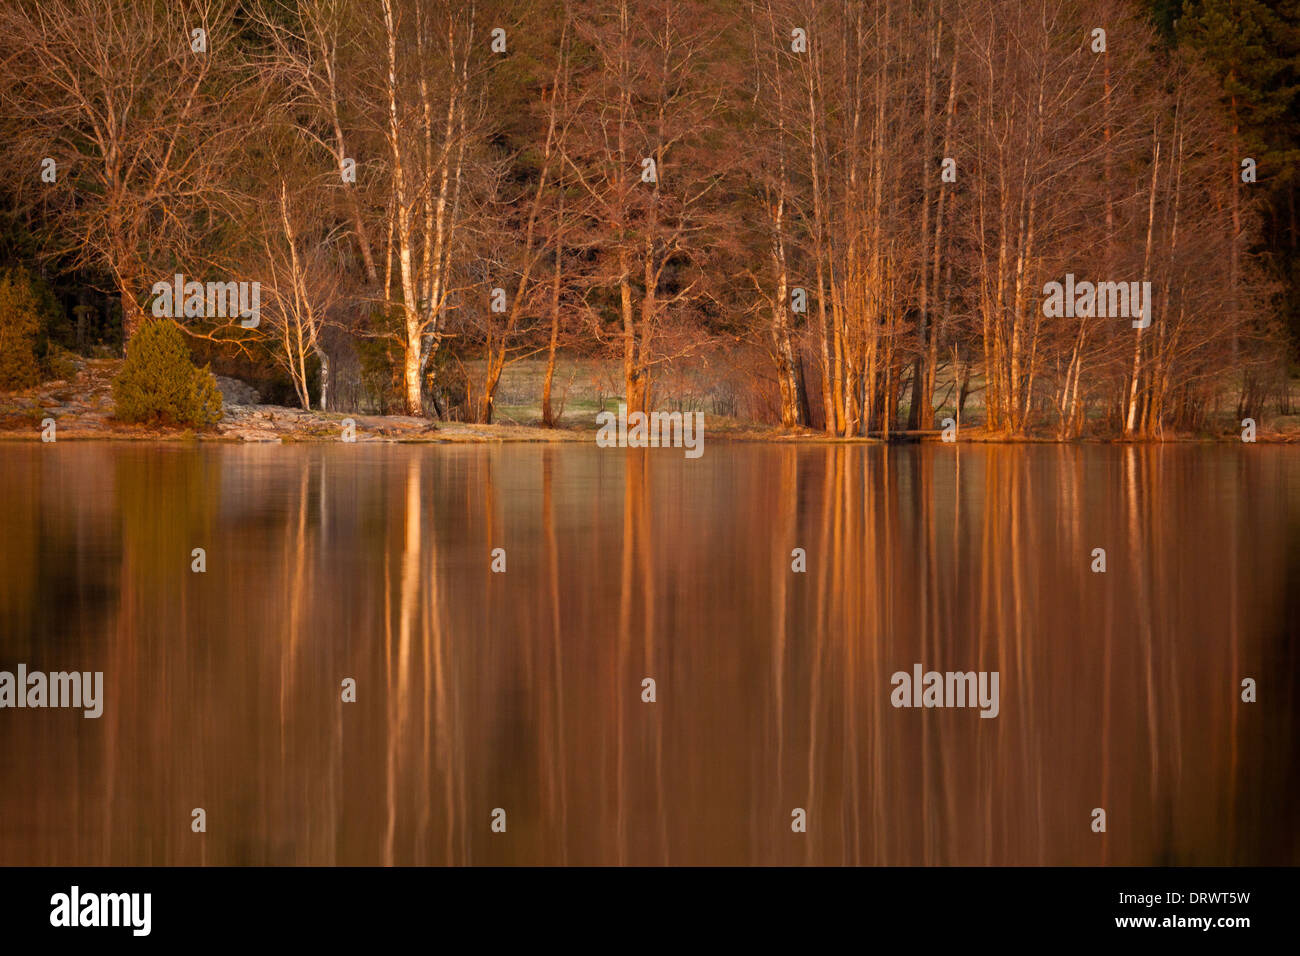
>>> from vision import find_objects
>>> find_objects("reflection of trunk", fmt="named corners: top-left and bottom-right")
top-left (612, 449), bottom-right (666, 862)
top-left (615, 451), bottom-right (636, 863)
top-left (804, 447), bottom-right (836, 861)
top-left (280, 463), bottom-right (311, 766)
top-left (1123, 448), bottom-right (1161, 794)
top-left (540, 450), bottom-right (568, 859)
top-left (771, 448), bottom-right (796, 807)
top-left (385, 455), bottom-right (421, 865)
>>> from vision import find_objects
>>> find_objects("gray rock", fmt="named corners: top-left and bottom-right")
top-left (214, 376), bottom-right (261, 407)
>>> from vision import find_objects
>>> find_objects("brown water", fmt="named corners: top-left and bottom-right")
top-left (0, 442), bottom-right (1296, 865)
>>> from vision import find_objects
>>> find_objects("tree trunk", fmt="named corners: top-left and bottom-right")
top-left (1125, 132), bottom-right (1160, 436)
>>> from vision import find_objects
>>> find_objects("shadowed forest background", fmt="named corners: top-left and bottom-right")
top-left (1, 0), bottom-right (1299, 438)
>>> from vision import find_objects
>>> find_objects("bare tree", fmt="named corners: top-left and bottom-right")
top-left (0, 0), bottom-right (252, 342)
top-left (255, 171), bottom-right (345, 411)
top-left (564, 0), bottom-right (733, 413)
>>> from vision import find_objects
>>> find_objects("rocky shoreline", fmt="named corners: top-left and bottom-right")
top-left (2, 358), bottom-right (1297, 444)
top-left (0, 359), bottom-right (583, 443)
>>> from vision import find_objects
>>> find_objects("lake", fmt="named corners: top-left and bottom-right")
top-left (1, 441), bottom-right (1297, 865)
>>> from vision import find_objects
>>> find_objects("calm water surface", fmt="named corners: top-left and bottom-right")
top-left (1, 442), bottom-right (1297, 865)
